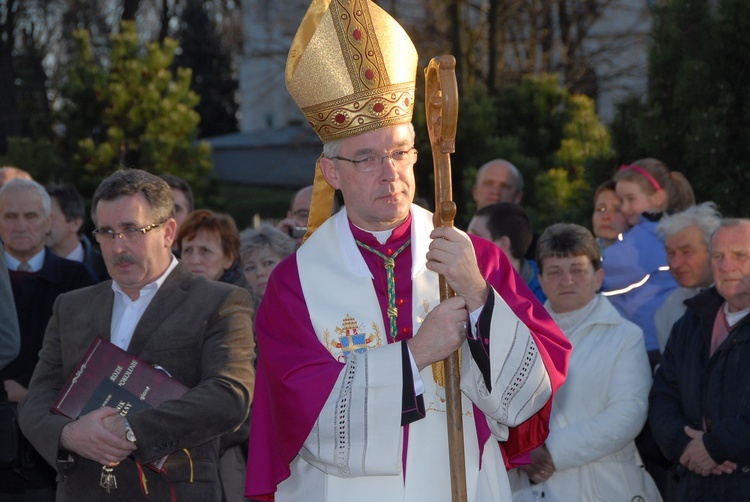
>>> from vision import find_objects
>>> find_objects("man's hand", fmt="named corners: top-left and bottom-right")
top-left (519, 443), bottom-right (556, 484)
top-left (407, 296), bottom-right (468, 372)
top-left (680, 426), bottom-right (734, 476)
top-left (426, 227), bottom-right (488, 312)
top-left (60, 407), bottom-right (136, 466)
top-left (4, 379), bottom-right (27, 402)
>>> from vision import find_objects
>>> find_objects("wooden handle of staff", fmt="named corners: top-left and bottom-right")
top-left (425, 55), bottom-right (467, 502)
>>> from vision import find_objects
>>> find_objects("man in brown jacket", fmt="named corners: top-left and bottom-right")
top-left (18, 169), bottom-right (255, 501)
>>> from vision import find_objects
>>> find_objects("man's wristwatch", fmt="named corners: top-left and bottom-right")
top-left (124, 420), bottom-right (137, 445)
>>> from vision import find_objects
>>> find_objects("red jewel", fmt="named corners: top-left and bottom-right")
top-left (401, 327), bottom-right (410, 334)
top-left (373, 102), bottom-right (384, 113)
top-left (404, 97), bottom-right (410, 107)
top-left (335, 113), bottom-right (346, 124)
top-left (353, 29), bottom-right (362, 41)
top-left (386, 248), bottom-right (393, 256)
top-left (365, 69), bottom-right (375, 81)
top-left (397, 298), bottom-right (405, 306)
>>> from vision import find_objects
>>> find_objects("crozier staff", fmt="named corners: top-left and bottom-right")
top-left (245, 1), bottom-right (570, 501)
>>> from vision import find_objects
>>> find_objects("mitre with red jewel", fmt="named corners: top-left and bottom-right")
top-left (286, 0), bottom-right (419, 238)
top-left (286, 0), bottom-right (418, 142)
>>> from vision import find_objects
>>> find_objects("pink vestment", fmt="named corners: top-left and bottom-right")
top-left (245, 215), bottom-right (570, 499)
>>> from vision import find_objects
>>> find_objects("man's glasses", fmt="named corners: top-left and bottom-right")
top-left (330, 148), bottom-right (417, 173)
top-left (92, 222), bottom-right (163, 243)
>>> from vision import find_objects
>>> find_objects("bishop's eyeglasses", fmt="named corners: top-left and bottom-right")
top-left (92, 222), bottom-right (163, 243)
top-left (329, 147), bottom-right (417, 173)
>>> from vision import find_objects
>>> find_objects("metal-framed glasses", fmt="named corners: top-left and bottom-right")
top-left (330, 147), bottom-right (417, 173)
top-left (92, 222), bottom-right (163, 243)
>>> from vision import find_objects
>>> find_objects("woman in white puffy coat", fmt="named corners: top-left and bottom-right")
top-left (510, 223), bottom-right (662, 502)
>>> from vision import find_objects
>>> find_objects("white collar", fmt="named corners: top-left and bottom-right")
top-left (111, 254), bottom-right (179, 300)
top-left (5, 248), bottom-right (45, 272)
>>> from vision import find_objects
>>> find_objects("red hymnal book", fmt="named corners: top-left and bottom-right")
top-left (51, 336), bottom-right (189, 470)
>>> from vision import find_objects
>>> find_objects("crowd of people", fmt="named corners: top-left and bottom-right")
top-left (1, 0), bottom-right (748, 501)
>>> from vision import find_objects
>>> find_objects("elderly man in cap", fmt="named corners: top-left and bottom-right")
top-left (244, 1), bottom-right (570, 501)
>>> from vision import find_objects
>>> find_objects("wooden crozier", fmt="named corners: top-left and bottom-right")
top-left (425, 55), bottom-right (467, 502)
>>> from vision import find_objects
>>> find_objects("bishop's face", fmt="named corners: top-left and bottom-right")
top-left (320, 124), bottom-right (417, 231)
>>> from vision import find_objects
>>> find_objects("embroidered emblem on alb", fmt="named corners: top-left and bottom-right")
top-left (324, 314), bottom-right (382, 362)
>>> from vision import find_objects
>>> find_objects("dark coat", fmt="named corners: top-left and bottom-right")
top-left (649, 287), bottom-right (750, 501)
top-left (18, 263), bottom-right (256, 501)
top-left (1, 248), bottom-right (98, 388)
top-left (1, 248), bottom-right (97, 494)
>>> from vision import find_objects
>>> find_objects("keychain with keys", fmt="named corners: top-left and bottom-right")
top-left (100, 466), bottom-right (118, 493)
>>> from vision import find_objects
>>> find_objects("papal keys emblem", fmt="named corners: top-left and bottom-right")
top-left (324, 314), bottom-right (383, 362)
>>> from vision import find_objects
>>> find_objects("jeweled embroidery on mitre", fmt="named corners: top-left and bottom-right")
top-left (332, 0), bottom-right (388, 92)
top-left (286, 0), bottom-right (417, 142)
top-left (303, 86), bottom-right (414, 141)
top-left (301, 0), bottom-right (414, 140)
top-left (324, 314), bottom-right (383, 362)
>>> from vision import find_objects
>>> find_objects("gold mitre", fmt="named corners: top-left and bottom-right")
top-left (286, 0), bottom-right (418, 142)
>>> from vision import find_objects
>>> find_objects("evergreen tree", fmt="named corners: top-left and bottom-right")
top-left (613, 0), bottom-right (750, 216)
top-left (57, 21), bottom-right (212, 198)
top-left (174, 0), bottom-right (238, 138)
top-left (413, 74), bottom-right (612, 229)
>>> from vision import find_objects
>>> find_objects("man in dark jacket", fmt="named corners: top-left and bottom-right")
top-left (650, 218), bottom-right (750, 501)
top-left (0, 178), bottom-right (98, 500)
top-left (46, 183), bottom-right (109, 281)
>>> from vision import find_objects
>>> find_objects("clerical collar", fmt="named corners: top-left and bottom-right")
top-left (352, 225), bottom-right (393, 245)
top-left (349, 214), bottom-right (412, 246)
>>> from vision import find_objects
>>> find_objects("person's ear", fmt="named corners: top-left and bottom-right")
top-left (163, 218), bottom-right (178, 248)
top-left (320, 157), bottom-right (341, 190)
top-left (71, 216), bottom-right (84, 234)
top-left (652, 189), bottom-right (668, 211)
top-left (496, 235), bottom-right (512, 255)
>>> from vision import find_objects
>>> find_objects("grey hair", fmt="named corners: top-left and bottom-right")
top-left (0, 178), bottom-right (51, 217)
top-left (656, 202), bottom-right (721, 246)
top-left (710, 218), bottom-right (750, 253)
top-left (322, 123), bottom-right (416, 159)
top-left (536, 223), bottom-right (601, 273)
top-left (475, 159), bottom-right (524, 194)
top-left (239, 223), bottom-right (296, 265)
